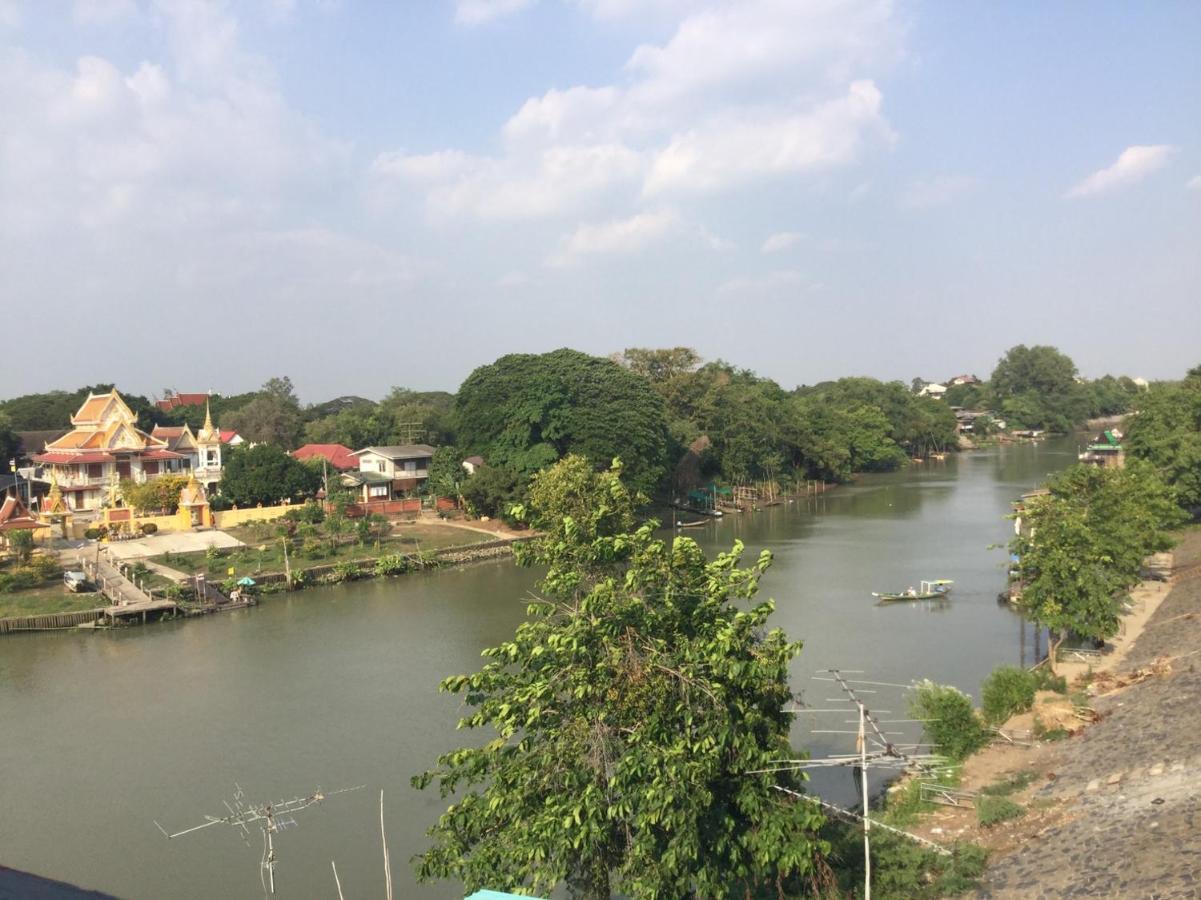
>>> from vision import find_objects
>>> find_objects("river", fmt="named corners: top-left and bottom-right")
top-left (0, 437), bottom-right (1077, 898)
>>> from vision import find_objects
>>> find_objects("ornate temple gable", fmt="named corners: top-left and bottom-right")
top-left (70, 390), bottom-right (135, 428)
top-left (43, 390), bottom-right (166, 455)
top-left (105, 421), bottom-right (150, 452)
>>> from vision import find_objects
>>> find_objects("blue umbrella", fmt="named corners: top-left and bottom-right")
top-left (237, 576), bottom-right (256, 586)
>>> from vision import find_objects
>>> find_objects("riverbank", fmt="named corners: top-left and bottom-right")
top-left (901, 529), bottom-right (1201, 897)
top-left (0, 518), bottom-right (531, 633)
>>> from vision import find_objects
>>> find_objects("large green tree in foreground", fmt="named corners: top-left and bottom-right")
top-left (413, 457), bottom-right (824, 898)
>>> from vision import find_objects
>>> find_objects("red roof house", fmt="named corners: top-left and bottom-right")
top-left (292, 443), bottom-right (358, 471)
top-left (155, 391), bottom-right (211, 412)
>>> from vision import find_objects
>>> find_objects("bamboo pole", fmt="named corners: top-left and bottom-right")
top-left (380, 790), bottom-right (393, 900)
top-left (331, 861), bottom-right (344, 900)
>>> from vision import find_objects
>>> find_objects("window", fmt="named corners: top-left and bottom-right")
top-left (404, 459), bottom-right (417, 472)
top-left (369, 484), bottom-right (388, 497)
top-left (378, 460), bottom-right (386, 472)
top-left (87, 463), bottom-right (103, 479)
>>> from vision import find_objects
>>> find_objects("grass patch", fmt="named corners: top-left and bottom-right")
top-left (976, 795), bottom-right (1025, 827)
top-left (153, 523), bottom-right (492, 580)
top-left (979, 770), bottom-right (1037, 797)
top-left (1032, 715), bottom-right (1070, 742)
top-left (0, 586), bottom-right (106, 619)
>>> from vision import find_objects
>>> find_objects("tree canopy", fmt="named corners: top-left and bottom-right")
top-left (219, 444), bottom-right (321, 507)
top-left (1013, 461), bottom-right (1182, 653)
top-left (456, 349), bottom-right (670, 495)
top-left (989, 345), bottom-right (1089, 430)
top-left (413, 457), bottom-right (825, 898)
top-left (1124, 368), bottom-right (1201, 510)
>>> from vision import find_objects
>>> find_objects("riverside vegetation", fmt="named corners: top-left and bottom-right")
top-left (1, 343), bottom-right (1149, 522)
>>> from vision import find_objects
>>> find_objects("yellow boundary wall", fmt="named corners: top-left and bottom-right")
top-left (212, 505), bottom-right (291, 529)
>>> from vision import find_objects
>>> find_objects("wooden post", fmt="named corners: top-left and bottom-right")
top-left (860, 701), bottom-right (871, 900)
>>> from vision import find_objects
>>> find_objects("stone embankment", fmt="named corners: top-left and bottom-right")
top-left (973, 529), bottom-right (1201, 898)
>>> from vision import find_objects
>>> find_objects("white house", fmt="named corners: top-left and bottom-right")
top-left (344, 444), bottom-right (436, 501)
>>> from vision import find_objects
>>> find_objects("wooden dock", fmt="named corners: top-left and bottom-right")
top-left (81, 551), bottom-right (180, 626)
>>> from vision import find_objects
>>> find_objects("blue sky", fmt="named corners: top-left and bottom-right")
top-left (1, 0), bottom-right (1198, 402)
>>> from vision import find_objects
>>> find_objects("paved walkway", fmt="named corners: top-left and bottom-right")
top-left (102, 529), bottom-right (244, 561)
top-left (976, 531), bottom-right (1201, 898)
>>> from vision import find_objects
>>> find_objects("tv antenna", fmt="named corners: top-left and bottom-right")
top-left (154, 783), bottom-right (365, 897)
top-left (756, 669), bottom-right (951, 900)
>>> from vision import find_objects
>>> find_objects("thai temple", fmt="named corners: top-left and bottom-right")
top-left (30, 389), bottom-right (233, 511)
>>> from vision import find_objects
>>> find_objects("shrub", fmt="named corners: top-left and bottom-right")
top-left (285, 502), bottom-right (325, 525)
top-left (84, 527), bottom-right (103, 540)
top-left (204, 543), bottom-right (223, 561)
top-left (374, 554), bottom-right (411, 577)
top-left (331, 562), bottom-right (362, 582)
top-left (1032, 716), bottom-right (1070, 742)
top-left (140, 522), bottom-right (158, 535)
top-left (976, 796), bottom-right (1025, 827)
top-left (28, 555), bottom-right (63, 581)
top-left (979, 771), bottom-right (1037, 797)
top-left (1031, 668), bottom-right (1067, 694)
top-left (908, 680), bottom-right (989, 761)
top-left (0, 569), bottom-right (41, 593)
top-left (981, 666), bottom-right (1037, 725)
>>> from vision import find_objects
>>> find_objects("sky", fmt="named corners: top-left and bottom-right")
top-left (1, 0), bottom-right (1199, 404)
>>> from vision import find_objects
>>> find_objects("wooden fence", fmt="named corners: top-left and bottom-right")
top-left (0, 608), bottom-right (105, 634)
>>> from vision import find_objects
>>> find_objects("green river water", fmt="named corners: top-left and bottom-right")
top-left (0, 437), bottom-right (1077, 898)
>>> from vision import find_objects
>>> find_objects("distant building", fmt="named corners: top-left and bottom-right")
top-left (155, 390), bottom-right (210, 413)
top-left (293, 443), bottom-right (359, 471)
top-left (1079, 429), bottom-right (1125, 469)
top-left (948, 374), bottom-right (980, 386)
top-left (343, 444), bottom-right (436, 501)
top-left (919, 383), bottom-right (947, 399)
top-left (462, 455), bottom-right (486, 475)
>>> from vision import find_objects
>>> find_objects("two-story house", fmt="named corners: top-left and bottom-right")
top-left (343, 444), bottom-right (435, 501)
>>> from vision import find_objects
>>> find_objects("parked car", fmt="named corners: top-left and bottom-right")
top-left (63, 570), bottom-right (93, 592)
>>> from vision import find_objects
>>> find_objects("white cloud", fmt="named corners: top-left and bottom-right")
top-left (502, 86), bottom-right (619, 145)
top-left (0, 2), bottom-right (345, 238)
top-left (761, 231), bottom-right (804, 254)
top-left (377, 0), bottom-right (899, 221)
top-left (899, 174), bottom-right (977, 209)
top-left (1187, 175), bottom-right (1201, 191)
top-left (644, 80), bottom-right (891, 196)
top-left (454, 0), bottom-right (535, 25)
top-left (548, 209), bottom-right (679, 266)
top-left (375, 143), bottom-right (643, 220)
top-left (1065, 145), bottom-right (1176, 198)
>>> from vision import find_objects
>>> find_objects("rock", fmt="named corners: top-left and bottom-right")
top-left (1107, 772), bottom-right (1123, 785)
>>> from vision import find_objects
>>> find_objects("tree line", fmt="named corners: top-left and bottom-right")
top-left (0, 344), bottom-right (1152, 519)
top-left (1013, 363), bottom-right (1201, 663)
